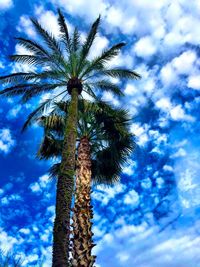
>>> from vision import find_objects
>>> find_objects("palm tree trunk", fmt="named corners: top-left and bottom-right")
top-left (71, 136), bottom-right (96, 267)
top-left (52, 88), bottom-right (78, 267)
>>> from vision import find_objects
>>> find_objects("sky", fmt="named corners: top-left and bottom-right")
top-left (0, 0), bottom-right (200, 266)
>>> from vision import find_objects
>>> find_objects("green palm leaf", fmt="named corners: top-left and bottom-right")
top-left (10, 54), bottom-right (48, 66)
top-left (15, 37), bottom-right (49, 57)
top-left (31, 18), bottom-right (62, 56)
top-left (57, 9), bottom-right (71, 53)
top-left (101, 68), bottom-right (141, 79)
top-left (77, 16), bottom-right (101, 74)
top-left (89, 80), bottom-right (124, 96)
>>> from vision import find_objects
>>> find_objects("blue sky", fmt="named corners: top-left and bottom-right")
top-left (0, 0), bottom-right (200, 266)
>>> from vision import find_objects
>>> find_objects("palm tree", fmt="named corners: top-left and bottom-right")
top-left (37, 100), bottom-right (135, 267)
top-left (0, 9), bottom-right (140, 266)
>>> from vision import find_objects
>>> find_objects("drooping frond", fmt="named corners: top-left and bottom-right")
top-left (9, 54), bottom-right (49, 66)
top-left (101, 68), bottom-right (141, 80)
top-left (15, 37), bottom-right (49, 57)
top-left (38, 113), bottom-right (65, 136)
top-left (0, 83), bottom-right (38, 97)
top-left (0, 70), bottom-right (67, 85)
top-left (82, 83), bottom-right (99, 101)
top-left (0, 72), bottom-right (36, 84)
top-left (22, 98), bottom-right (53, 132)
top-left (21, 83), bottom-right (65, 103)
top-left (89, 80), bottom-right (124, 97)
top-left (49, 163), bottom-right (60, 178)
top-left (37, 134), bottom-right (62, 160)
top-left (0, 82), bottom-right (65, 102)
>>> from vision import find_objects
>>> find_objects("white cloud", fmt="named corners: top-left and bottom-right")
top-left (171, 148), bottom-right (187, 158)
top-left (104, 7), bottom-right (123, 28)
top-left (108, 51), bottom-right (134, 69)
top-left (0, 128), bottom-right (15, 154)
top-left (155, 98), bottom-right (194, 122)
top-left (174, 150), bottom-right (200, 210)
top-left (19, 228), bottom-right (30, 235)
top-left (163, 165), bottom-right (173, 172)
top-left (160, 63), bottom-right (177, 86)
top-left (188, 75), bottom-right (200, 90)
top-left (7, 105), bottom-right (21, 119)
top-left (172, 51), bottom-right (197, 75)
top-left (29, 174), bottom-right (50, 194)
top-left (29, 182), bottom-right (41, 193)
top-left (35, 6), bottom-right (61, 38)
top-left (116, 251), bottom-right (130, 262)
top-left (23, 254), bottom-right (39, 264)
top-left (141, 178), bottom-right (152, 189)
top-left (155, 97), bottom-right (172, 111)
top-left (0, 61), bottom-right (4, 69)
top-left (101, 91), bottom-right (120, 106)
top-left (0, 228), bottom-right (17, 251)
top-left (93, 183), bottom-right (126, 206)
top-left (95, 217), bottom-right (200, 267)
top-left (130, 123), bottom-right (149, 146)
top-left (170, 105), bottom-right (194, 122)
top-left (17, 16), bottom-right (36, 37)
top-left (105, 6), bottom-right (138, 35)
top-left (88, 35), bottom-right (109, 60)
top-left (123, 160), bottom-right (136, 176)
top-left (134, 36), bottom-right (157, 58)
top-left (50, 0), bottom-right (109, 22)
top-left (124, 190), bottom-right (139, 206)
top-left (0, 0), bottom-right (13, 10)
top-left (1, 194), bottom-right (22, 205)
top-left (124, 84), bottom-right (138, 96)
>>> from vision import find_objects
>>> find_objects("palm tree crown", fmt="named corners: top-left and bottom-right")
top-left (0, 9), bottom-right (140, 130)
top-left (37, 100), bottom-right (134, 183)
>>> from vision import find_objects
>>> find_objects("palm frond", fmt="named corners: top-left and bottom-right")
top-left (0, 83), bottom-right (37, 97)
top-left (21, 83), bottom-right (65, 103)
top-left (77, 16), bottom-right (101, 74)
top-left (31, 18), bottom-right (63, 57)
top-left (38, 113), bottom-right (65, 135)
top-left (80, 42), bottom-right (126, 78)
top-left (0, 72), bottom-right (36, 84)
top-left (83, 83), bottom-right (100, 101)
top-left (89, 80), bottom-right (124, 97)
top-left (10, 54), bottom-right (48, 66)
top-left (15, 37), bottom-right (68, 71)
top-left (22, 98), bottom-right (53, 132)
top-left (101, 68), bottom-right (141, 79)
top-left (0, 70), bottom-right (67, 85)
top-left (72, 27), bottom-right (80, 53)
top-left (57, 8), bottom-right (71, 53)
top-left (15, 37), bottom-right (50, 57)
top-left (37, 134), bottom-right (62, 160)
top-left (49, 163), bottom-right (60, 178)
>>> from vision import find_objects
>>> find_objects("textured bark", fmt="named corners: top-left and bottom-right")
top-left (52, 88), bottom-right (79, 267)
top-left (71, 137), bottom-right (96, 267)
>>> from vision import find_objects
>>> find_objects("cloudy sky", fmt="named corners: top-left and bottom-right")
top-left (0, 0), bottom-right (200, 266)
